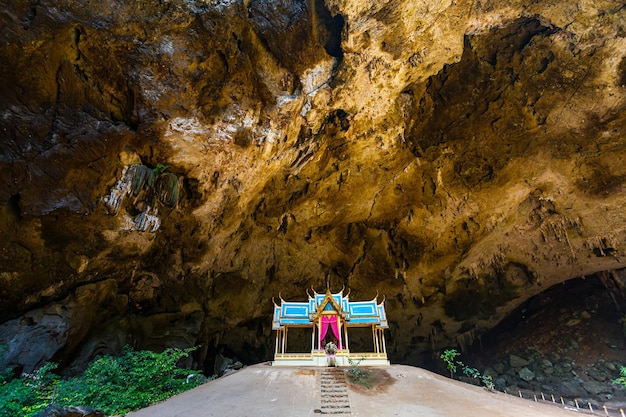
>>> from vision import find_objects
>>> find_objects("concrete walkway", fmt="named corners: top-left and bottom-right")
top-left (127, 363), bottom-right (579, 417)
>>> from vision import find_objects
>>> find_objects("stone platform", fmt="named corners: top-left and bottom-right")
top-left (273, 350), bottom-right (389, 367)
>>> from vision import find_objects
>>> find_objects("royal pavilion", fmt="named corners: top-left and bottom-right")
top-left (271, 286), bottom-right (390, 366)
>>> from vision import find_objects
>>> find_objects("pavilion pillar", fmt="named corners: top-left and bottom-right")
top-left (381, 329), bottom-right (387, 354)
top-left (337, 319), bottom-right (342, 349)
top-left (318, 317), bottom-right (322, 350)
top-left (275, 331), bottom-right (279, 356)
top-left (344, 324), bottom-right (349, 351)
top-left (373, 326), bottom-right (380, 353)
top-left (282, 328), bottom-right (287, 354)
top-left (311, 325), bottom-right (315, 351)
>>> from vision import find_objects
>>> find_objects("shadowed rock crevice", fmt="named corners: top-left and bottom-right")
top-left (247, 0), bottom-right (331, 75)
top-left (313, 0), bottom-right (345, 59)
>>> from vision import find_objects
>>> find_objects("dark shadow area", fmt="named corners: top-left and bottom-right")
top-left (459, 273), bottom-right (626, 403)
top-left (314, 0), bottom-right (344, 59)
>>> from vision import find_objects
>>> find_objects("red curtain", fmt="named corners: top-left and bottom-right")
top-left (319, 315), bottom-right (342, 349)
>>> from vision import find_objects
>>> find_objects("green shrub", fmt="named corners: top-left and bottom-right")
top-left (0, 345), bottom-right (209, 417)
top-left (439, 348), bottom-right (494, 391)
top-left (347, 357), bottom-right (371, 388)
top-left (613, 366), bottom-right (626, 387)
top-left (440, 349), bottom-right (460, 378)
top-left (0, 362), bottom-right (60, 417)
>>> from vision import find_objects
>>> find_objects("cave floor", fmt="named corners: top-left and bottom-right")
top-left (127, 364), bottom-right (578, 417)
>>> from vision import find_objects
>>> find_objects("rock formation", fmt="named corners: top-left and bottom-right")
top-left (0, 0), bottom-right (625, 374)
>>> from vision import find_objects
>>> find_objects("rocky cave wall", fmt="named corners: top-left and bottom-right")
top-left (0, 0), bottom-right (625, 374)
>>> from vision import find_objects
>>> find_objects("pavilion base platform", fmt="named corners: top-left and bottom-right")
top-left (272, 350), bottom-right (390, 367)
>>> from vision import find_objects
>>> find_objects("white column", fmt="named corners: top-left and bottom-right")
top-left (373, 326), bottom-right (380, 353)
top-left (338, 319), bottom-right (342, 349)
top-left (318, 317), bottom-right (322, 350)
top-left (380, 330), bottom-right (387, 355)
top-left (282, 328), bottom-right (287, 354)
top-left (311, 325), bottom-right (315, 352)
top-left (344, 324), bottom-right (349, 351)
top-left (275, 332), bottom-right (279, 356)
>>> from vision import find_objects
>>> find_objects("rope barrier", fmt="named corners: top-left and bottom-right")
top-left (496, 386), bottom-right (626, 416)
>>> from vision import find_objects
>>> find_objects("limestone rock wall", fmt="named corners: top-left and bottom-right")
top-left (0, 0), bottom-right (625, 372)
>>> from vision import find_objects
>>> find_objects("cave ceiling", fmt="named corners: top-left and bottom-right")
top-left (0, 0), bottom-right (625, 370)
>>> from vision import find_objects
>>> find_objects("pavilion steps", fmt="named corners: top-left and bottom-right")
top-left (319, 368), bottom-right (352, 415)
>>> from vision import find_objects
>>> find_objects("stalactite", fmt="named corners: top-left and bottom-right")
top-left (155, 172), bottom-right (179, 207)
top-left (456, 328), bottom-right (475, 353)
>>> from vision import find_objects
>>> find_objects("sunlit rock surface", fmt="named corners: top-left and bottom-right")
top-left (0, 0), bottom-right (625, 372)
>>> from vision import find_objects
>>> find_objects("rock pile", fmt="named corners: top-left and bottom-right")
top-left (466, 276), bottom-right (626, 407)
top-left (486, 351), bottom-right (626, 405)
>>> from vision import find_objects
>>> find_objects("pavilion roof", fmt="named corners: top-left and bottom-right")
top-left (272, 287), bottom-right (388, 330)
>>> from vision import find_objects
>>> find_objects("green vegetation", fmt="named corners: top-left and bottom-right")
top-left (613, 366), bottom-right (626, 388)
top-left (439, 348), bottom-right (494, 391)
top-left (152, 164), bottom-right (170, 175)
top-left (0, 362), bottom-right (59, 417)
top-left (440, 348), bottom-right (460, 378)
top-left (346, 357), bottom-right (371, 388)
top-left (0, 345), bottom-right (209, 417)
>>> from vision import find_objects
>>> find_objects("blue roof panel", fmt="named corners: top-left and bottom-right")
top-left (349, 301), bottom-right (378, 316)
top-left (282, 303), bottom-right (309, 318)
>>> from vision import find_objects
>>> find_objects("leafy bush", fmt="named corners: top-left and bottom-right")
top-left (0, 362), bottom-right (60, 417)
top-left (440, 349), bottom-right (460, 378)
top-left (439, 348), bottom-right (494, 390)
top-left (0, 345), bottom-right (209, 417)
top-left (613, 366), bottom-right (626, 387)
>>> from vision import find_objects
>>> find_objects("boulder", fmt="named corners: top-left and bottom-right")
top-left (518, 367), bottom-right (535, 382)
top-left (558, 380), bottom-right (585, 398)
top-left (35, 405), bottom-right (104, 417)
top-left (509, 354), bottom-right (530, 368)
top-left (214, 352), bottom-right (234, 376)
top-left (582, 380), bottom-right (610, 395)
